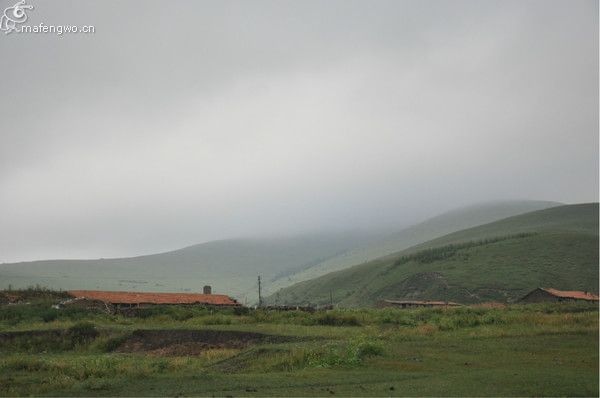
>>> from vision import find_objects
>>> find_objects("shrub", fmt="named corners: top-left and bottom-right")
top-left (233, 306), bottom-right (250, 316)
top-left (151, 359), bottom-right (169, 372)
top-left (40, 309), bottom-right (59, 322)
top-left (311, 338), bottom-right (384, 368)
top-left (354, 340), bottom-right (385, 360)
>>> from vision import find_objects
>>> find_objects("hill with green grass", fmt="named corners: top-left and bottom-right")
top-left (265, 200), bottom-right (561, 294)
top-left (267, 203), bottom-right (599, 306)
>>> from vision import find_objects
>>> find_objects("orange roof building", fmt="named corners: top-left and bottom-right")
top-left (519, 288), bottom-right (599, 304)
top-left (67, 290), bottom-right (240, 307)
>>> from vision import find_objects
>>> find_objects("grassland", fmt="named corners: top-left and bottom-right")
top-left (0, 291), bottom-right (598, 397)
top-left (269, 203), bottom-right (599, 306)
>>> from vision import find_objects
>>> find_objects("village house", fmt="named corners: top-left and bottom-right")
top-left (519, 288), bottom-right (599, 304)
top-left (60, 287), bottom-right (240, 313)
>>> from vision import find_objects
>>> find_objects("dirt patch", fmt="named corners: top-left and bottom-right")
top-left (114, 329), bottom-right (294, 355)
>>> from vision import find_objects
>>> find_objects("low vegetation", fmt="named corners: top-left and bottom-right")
top-left (0, 290), bottom-right (597, 396)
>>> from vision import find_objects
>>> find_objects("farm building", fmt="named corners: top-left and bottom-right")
top-left (377, 299), bottom-right (462, 309)
top-left (519, 288), bottom-right (599, 304)
top-left (62, 289), bottom-right (240, 313)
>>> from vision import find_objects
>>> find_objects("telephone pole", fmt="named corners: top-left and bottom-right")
top-left (257, 275), bottom-right (263, 307)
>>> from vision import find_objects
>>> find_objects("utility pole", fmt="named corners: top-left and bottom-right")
top-left (258, 275), bottom-right (263, 308)
top-left (330, 290), bottom-right (333, 307)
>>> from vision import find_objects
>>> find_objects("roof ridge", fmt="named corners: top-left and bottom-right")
top-left (66, 290), bottom-right (240, 305)
top-left (540, 287), bottom-right (599, 300)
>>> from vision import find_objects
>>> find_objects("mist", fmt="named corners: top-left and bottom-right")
top-left (0, 0), bottom-right (597, 263)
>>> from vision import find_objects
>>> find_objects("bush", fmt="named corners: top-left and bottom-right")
top-left (308, 337), bottom-right (384, 368)
top-left (233, 306), bottom-right (250, 316)
top-left (354, 340), bottom-right (385, 360)
top-left (0, 300), bottom-right (102, 326)
top-left (40, 309), bottom-right (59, 322)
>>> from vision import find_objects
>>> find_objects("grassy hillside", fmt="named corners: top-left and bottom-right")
top-left (265, 200), bottom-right (560, 294)
top-left (268, 203), bottom-right (599, 306)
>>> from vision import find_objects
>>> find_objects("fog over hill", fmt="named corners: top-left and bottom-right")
top-left (0, 200), bottom-right (560, 303)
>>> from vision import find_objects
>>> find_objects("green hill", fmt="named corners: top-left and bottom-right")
top-left (0, 233), bottom-right (376, 303)
top-left (267, 203), bottom-right (599, 306)
top-left (265, 200), bottom-right (561, 294)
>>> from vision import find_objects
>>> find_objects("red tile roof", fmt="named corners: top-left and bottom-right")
top-left (67, 290), bottom-right (239, 306)
top-left (541, 288), bottom-right (599, 301)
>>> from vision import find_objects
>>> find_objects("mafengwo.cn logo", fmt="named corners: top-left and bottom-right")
top-left (1, 0), bottom-right (95, 35)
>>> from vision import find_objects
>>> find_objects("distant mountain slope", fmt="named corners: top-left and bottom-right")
top-left (267, 203), bottom-right (598, 306)
top-left (265, 200), bottom-right (561, 294)
top-left (0, 232), bottom-right (376, 303)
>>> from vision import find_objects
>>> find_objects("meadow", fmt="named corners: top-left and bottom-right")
top-left (0, 290), bottom-right (598, 397)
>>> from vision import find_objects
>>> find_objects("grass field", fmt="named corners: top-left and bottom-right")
top-left (1, 291), bottom-right (597, 397)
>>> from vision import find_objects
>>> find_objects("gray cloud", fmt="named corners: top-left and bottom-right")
top-left (0, 0), bottom-right (597, 262)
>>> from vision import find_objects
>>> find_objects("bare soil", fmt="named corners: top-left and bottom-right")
top-left (114, 329), bottom-right (294, 355)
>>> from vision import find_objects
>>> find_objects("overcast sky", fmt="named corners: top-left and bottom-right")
top-left (0, 0), bottom-right (597, 262)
